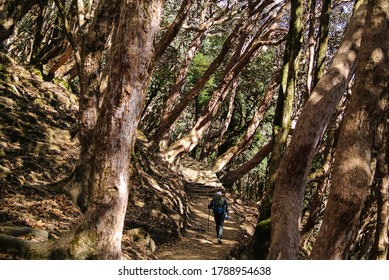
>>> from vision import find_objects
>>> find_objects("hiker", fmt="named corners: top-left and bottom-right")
top-left (208, 191), bottom-right (229, 243)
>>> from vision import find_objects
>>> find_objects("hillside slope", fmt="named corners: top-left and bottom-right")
top-left (0, 53), bottom-right (257, 259)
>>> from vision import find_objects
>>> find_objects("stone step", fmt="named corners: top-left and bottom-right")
top-left (178, 156), bottom-right (224, 197)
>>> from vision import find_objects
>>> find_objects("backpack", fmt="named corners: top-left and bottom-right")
top-left (212, 197), bottom-right (226, 215)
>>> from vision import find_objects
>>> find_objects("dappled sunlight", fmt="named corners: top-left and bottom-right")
top-left (180, 157), bottom-right (223, 188)
top-left (156, 196), bottom-right (241, 260)
top-left (223, 225), bottom-right (238, 232)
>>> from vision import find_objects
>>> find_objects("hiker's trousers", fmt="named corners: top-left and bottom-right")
top-left (214, 214), bottom-right (225, 239)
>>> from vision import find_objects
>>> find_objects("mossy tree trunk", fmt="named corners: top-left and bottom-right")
top-left (313, 0), bottom-right (332, 86)
top-left (267, 2), bottom-right (367, 259)
top-left (259, 0), bottom-right (304, 222)
top-left (310, 0), bottom-right (389, 259)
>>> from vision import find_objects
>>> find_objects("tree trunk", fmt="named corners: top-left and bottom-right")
top-left (212, 73), bottom-right (278, 173)
top-left (164, 73), bottom-right (238, 164)
top-left (152, 1), bottom-right (285, 148)
top-left (370, 121), bottom-right (389, 260)
top-left (259, 0), bottom-right (303, 224)
top-left (153, 0), bottom-right (193, 60)
top-left (313, 0), bottom-right (332, 86)
top-left (72, 0), bottom-right (163, 259)
top-left (157, 31), bottom-right (207, 150)
top-left (35, 0), bottom-right (161, 259)
top-left (256, 0), bottom-right (305, 247)
top-left (267, 2), bottom-right (367, 260)
top-left (199, 78), bottom-right (238, 161)
top-left (1, 0), bottom-right (163, 259)
top-left (156, 3), bottom-right (235, 150)
top-left (29, 0), bottom-right (47, 64)
top-left (310, 0), bottom-right (389, 259)
top-left (220, 140), bottom-right (273, 189)
top-left (301, 111), bottom-right (340, 238)
top-left (151, 24), bottom-right (241, 146)
top-left (305, 0), bottom-right (317, 97)
top-left (64, 0), bottom-right (121, 210)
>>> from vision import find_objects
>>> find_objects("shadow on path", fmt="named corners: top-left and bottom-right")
top-left (156, 196), bottom-right (241, 260)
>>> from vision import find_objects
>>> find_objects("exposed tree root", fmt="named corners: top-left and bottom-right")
top-left (0, 232), bottom-right (75, 259)
top-left (0, 226), bottom-right (49, 240)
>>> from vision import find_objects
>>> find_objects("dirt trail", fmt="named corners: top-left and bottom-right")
top-left (156, 196), bottom-right (243, 260)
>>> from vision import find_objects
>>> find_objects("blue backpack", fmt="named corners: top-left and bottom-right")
top-left (212, 197), bottom-right (226, 215)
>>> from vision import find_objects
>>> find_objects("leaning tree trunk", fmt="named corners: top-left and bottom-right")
top-left (152, 1), bottom-right (285, 149)
top-left (301, 111), bottom-right (340, 238)
top-left (267, 1), bottom-right (367, 260)
top-left (310, 0), bottom-right (389, 259)
top-left (151, 24), bottom-right (241, 146)
top-left (164, 6), bottom-right (286, 164)
top-left (199, 78), bottom-right (238, 161)
top-left (153, 0), bottom-right (192, 61)
top-left (220, 140), bottom-right (273, 189)
top-left (212, 74), bottom-right (277, 173)
top-left (157, 30), bottom-right (206, 150)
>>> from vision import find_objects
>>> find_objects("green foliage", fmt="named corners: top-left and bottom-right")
top-left (201, 34), bottom-right (226, 58)
top-left (187, 52), bottom-right (217, 110)
top-left (161, 0), bottom-right (182, 27)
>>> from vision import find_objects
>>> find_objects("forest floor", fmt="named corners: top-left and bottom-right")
top-left (157, 194), bottom-right (257, 260)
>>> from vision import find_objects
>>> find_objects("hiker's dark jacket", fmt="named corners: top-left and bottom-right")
top-left (208, 197), bottom-right (228, 216)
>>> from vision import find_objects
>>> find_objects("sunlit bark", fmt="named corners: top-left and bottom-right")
top-left (311, 0), bottom-right (389, 259)
top-left (268, 2), bottom-right (367, 259)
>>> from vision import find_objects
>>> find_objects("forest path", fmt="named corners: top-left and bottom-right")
top-left (156, 195), bottom-right (242, 260)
